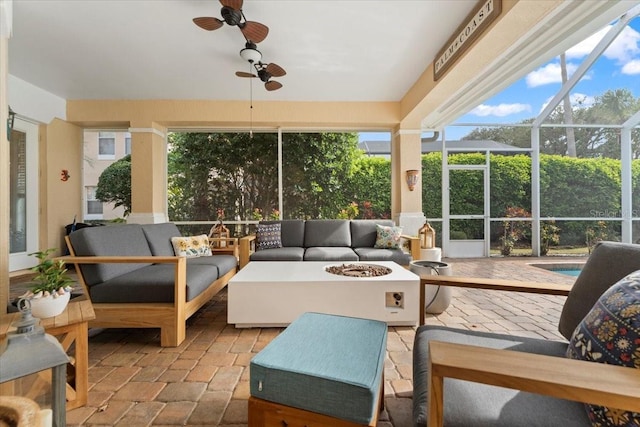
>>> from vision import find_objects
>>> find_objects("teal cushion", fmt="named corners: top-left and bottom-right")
top-left (566, 270), bottom-right (640, 426)
top-left (250, 312), bottom-right (387, 424)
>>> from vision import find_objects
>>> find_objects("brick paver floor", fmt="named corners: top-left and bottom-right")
top-left (17, 256), bottom-right (582, 426)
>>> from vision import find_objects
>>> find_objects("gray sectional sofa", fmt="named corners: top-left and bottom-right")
top-left (64, 222), bottom-right (237, 346)
top-left (239, 219), bottom-right (419, 269)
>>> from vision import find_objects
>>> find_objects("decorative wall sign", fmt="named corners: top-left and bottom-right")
top-left (433, 0), bottom-right (502, 81)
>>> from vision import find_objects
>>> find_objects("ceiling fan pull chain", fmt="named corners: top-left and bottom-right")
top-left (249, 63), bottom-right (254, 139)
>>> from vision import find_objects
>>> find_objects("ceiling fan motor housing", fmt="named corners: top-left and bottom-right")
top-left (221, 6), bottom-right (242, 26)
top-left (257, 68), bottom-right (271, 82)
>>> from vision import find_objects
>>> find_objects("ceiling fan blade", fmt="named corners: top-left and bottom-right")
top-left (193, 17), bottom-right (224, 31)
top-left (220, 0), bottom-right (243, 10)
top-left (265, 81), bottom-right (282, 91)
top-left (265, 63), bottom-right (286, 77)
top-left (241, 21), bottom-right (269, 43)
top-left (236, 71), bottom-right (257, 78)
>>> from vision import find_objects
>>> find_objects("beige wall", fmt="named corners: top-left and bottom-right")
top-left (39, 119), bottom-right (83, 255)
top-left (1, 36), bottom-right (8, 313)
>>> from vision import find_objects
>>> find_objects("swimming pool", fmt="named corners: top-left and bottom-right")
top-left (528, 262), bottom-right (585, 277)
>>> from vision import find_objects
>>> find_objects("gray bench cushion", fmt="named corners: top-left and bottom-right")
top-left (251, 312), bottom-right (386, 425)
top-left (141, 223), bottom-right (181, 256)
top-left (187, 254), bottom-right (237, 276)
top-left (304, 220), bottom-right (351, 247)
top-left (250, 247), bottom-right (305, 262)
top-left (413, 326), bottom-right (589, 427)
top-left (89, 263), bottom-right (219, 303)
top-left (354, 247), bottom-right (411, 265)
top-left (558, 241), bottom-right (640, 340)
top-left (350, 220), bottom-right (394, 247)
top-left (69, 224), bottom-right (153, 286)
top-left (304, 247), bottom-right (359, 262)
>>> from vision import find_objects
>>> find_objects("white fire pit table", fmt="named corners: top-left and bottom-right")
top-left (227, 261), bottom-right (420, 327)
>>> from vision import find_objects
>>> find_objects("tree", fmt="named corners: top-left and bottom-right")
top-left (560, 53), bottom-right (577, 157)
top-left (95, 154), bottom-right (132, 216)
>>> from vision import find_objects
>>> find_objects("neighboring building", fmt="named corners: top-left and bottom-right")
top-left (83, 131), bottom-right (131, 220)
top-left (358, 139), bottom-right (518, 158)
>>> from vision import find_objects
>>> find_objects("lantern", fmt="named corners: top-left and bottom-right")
top-left (418, 221), bottom-right (436, 249)
top-left (0, 300), bottom-right (70, 427)
top-left (209, 220), bottom-right (230, 249)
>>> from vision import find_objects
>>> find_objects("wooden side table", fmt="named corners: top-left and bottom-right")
top-left (210, 237), bottom-right (239, 259)
top-left (0, 297), bottom-right (95, 410)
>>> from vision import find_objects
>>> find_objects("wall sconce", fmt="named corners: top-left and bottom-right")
top-left (6, 106), bottom-right (16, 139)
top-left (405, 169), bottom-right (419, 191)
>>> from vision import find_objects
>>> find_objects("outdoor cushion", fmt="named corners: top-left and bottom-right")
top-left (413, 326), bottom-right (589, 427)
top-left (255, 223), bottom-right (282, 251)
top-left (304, 220), bottom-right (351, 247)
top-left (303, 247), bottom-right (359, 262)
top-left (558, 241), bottom-right (640, 340)
top-left (250, 247), bottom-right (305, 262)
top-left (187, 254), bottom-right (237, 276)
top-left (69, 224), bottom-right (153, 286)
top-left (89, 263), bottom-right (219, 303)
top-left (171, 235), bottom-right (212, 257)
top-left (250, 312), bottom-right (386, 425)
top-left (374, 224), bottom-right (403, 249)
top-left (566, 270), bottom-right (640, 425)
top-left (350, 220), bottom-right (394, 248)
top-left (141, 222), bottom-right (181, 256)
top-left (354, 247), bottom-right (411, 265)
top-left (260, 220), bottom-right (305, 247)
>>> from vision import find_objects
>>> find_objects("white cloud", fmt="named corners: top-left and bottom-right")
top-left (539, 93), bottom-right (595, 114)
top-left (567, 27), bottom-right (608, 59)
top-left (471, 103), bottom-right (531, 117)
top-left (622, 59), bottom-right (640, 75)
top-left (603, 26), bottom-right (640, 63)
top-left (526, 62), bottom-right (579, 87)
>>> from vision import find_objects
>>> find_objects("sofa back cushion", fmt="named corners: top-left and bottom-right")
top-left (350, 220), bottom-right (394, 248)
top-left (260, 220), bottom-right (305, 247)
top-left (69, 224), bottom-right (153, 286)
top-left (141, 223), bottom-right (182, 256)
top-left (304, 220), bottom-right (351, 247)
top-left (558, 241), bottom-right (640, 340)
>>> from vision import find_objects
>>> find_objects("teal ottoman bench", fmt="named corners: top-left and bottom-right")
top-left (249, 312), bottom-right (387, 427)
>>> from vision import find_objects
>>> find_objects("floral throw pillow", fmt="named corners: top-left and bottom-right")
top-left (566, 270), bottom-right (640, 426)
top-left (374, 224), bottom-right (403, 249)
top-left (171, 235), bottom-right (212, 258)
top-left (256, 223), bottom-right (282, 251)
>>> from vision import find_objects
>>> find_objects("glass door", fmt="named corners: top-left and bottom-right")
top-left (10, 119), bottom-right (39, 271)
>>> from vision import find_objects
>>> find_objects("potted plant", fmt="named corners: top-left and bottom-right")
top-left (21, 249), bottom-right (74, 318)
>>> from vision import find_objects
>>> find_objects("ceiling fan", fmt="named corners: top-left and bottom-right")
top-left (235, 42), bottom-right (286, 91)
top-left (193, 0), bottom-right (269, 43)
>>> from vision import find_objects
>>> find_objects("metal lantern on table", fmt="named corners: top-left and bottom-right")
top-left (418, 221), bottom-right (436, 249)
top-left (0, 299), bottom-right (70, 427)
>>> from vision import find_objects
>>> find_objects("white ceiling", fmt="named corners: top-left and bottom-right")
top-left (8, 0), bottom-right (478, 102)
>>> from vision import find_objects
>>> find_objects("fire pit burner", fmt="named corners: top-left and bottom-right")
top-left (325, 263), bottom-right (392, 277)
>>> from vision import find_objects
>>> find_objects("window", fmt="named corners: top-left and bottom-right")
top-left (98, 132), bottom-right (116, 159)
top-left (124, 133), bottom-right (131, 155)
top-left (86, 186), bottom-right (103, 216)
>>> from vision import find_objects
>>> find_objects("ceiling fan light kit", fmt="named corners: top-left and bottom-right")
top-left (239, 41), bottom-right (262, 63)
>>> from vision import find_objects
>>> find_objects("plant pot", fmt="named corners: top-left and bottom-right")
top-left (29, 292), bottom-right (71, 319)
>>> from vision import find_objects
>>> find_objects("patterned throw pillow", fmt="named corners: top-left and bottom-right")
top-left (171, 235), bottom-right (212, 257)
top-left (374, 224), bottom-right (403, 249)
top-left (566, 270), bottom-right (640, 426)
top-left (256, 223), bottom-right (282, 251)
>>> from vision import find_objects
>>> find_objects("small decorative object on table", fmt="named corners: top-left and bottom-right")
top-left (21, 249), bottom-right (74, 319)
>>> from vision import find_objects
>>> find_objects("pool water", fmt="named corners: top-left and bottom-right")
top-left (553, 269), bottom-right (582, 277)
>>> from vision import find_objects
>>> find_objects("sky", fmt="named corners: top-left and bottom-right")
top-left (360, 14), bottom-right (640, 143)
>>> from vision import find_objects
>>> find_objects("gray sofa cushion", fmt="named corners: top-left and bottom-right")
top-left (558, 241), bottom-right (640, 340)
top-left (250, 247), bottom-right (305, 262)
top-left (350, 220), bottom-right (394, 248)
top-left (89, 263), bottom-right (219, 303)
top-left (187, 254), bottom-right (237, 276)
top-left (304, 247), bottom-right (359, 262)
top-left (413, 326), bottom-right (588, 427)
top-left (304, 220), bottom-right (351, 247)
top-left (69, 224), bottom-right (153, 286)
top-left (260, 220), bottom-right (305, 247)
top-left (354, 247), bottom-right (411, 265)
top-left (141, 223), bottom-right (182, 256)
